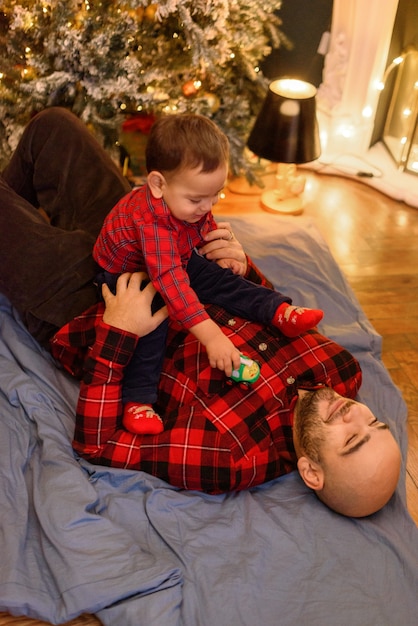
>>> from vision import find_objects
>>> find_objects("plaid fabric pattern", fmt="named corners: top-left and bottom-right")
top-left (51, 257), bottom-right (362, 493)
top-left (93, 184), bottom-right (217, 329)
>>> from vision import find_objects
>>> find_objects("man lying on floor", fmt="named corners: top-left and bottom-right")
top-left (0, 107), bottom-right (401, 518)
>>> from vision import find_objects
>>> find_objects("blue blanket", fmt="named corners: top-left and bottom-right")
top-left (0, 214), bottom-right (417, 625)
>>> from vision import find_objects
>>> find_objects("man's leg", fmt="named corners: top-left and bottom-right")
top-left (0, 177), bottom-right (98, 346)
top-left (2, 106), bottom-right (130, 237)
top-left (0, 107), bottom-right (131, 346)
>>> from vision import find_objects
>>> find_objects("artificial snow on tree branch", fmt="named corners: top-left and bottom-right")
top-left (0, 0), bottom-right (289, 178)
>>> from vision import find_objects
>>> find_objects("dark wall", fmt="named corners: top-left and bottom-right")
top-left (261, 0), bottom-right (334, 87)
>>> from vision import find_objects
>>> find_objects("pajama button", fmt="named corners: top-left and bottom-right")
top-left (258, 342), bottom-right (267, 351)
top-left (286, 376), bottom-right (295, 384)
top-left (228, 318), bottom-right (236, 326)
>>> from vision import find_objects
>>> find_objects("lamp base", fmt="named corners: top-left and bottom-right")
top-left (260, 190), bottom-right (304, 216)
top-left (228, 177), bottom-right (265, 195)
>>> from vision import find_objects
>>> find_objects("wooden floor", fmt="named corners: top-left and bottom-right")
top-left (299, 171), bottom-right (418, 526)
top-left (0, 170), bottom-right (417, 626)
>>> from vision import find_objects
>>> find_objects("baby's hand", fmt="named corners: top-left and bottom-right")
top-left (205, 334), bottom-right (241, 377)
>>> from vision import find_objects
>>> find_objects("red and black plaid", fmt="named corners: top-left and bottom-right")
top-left (51, 258), bottom-right (362, 494)
top-left (93, 184), bottom-right (218, 329)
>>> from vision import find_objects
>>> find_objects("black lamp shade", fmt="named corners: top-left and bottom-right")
top-left (247, 79), bottom-right (321, 164)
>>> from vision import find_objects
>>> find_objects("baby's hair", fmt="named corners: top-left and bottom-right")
top-left (145, 113), bottom-right (229, 175)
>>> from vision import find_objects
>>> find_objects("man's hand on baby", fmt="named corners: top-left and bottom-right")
top-left (205, 334), bottom-right (242, 377)
top-left (102, 271), bottom-right (168, 336)
top-left (200, 221), bottom-right (247, 276)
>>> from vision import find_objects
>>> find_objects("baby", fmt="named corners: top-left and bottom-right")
top-left (94, 113), bottom-right (323, 435)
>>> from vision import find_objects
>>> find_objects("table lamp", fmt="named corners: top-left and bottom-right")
top-left (247, 78), bottom-right (321, 215)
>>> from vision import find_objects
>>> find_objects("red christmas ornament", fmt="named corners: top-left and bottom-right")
top-left (121, 112), bottom-right (157, 134)
top-left (182, 80), bottom-right (199, 98)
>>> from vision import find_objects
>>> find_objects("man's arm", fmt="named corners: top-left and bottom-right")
top-left (73, 321), bottom-right (138, 455)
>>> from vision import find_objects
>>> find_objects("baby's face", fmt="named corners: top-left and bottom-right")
top-left (161, 164), bottom-right (227, 223)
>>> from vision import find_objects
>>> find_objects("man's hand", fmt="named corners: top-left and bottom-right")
top-left (102, 272), bottom-right (168, 336)
top-left (200, 221), bottom-right (247, 276)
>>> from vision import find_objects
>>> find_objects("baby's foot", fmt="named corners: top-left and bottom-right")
top-left (123, 403), bottom-right (164, 435)
top-left (273, 303), bottom-right (323, 337)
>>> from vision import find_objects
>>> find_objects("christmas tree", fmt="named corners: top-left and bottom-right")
top-left (0, 1), bottom-right (288, 177)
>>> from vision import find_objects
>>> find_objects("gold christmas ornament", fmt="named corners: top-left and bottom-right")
top-left (119, 5), bottom-right (145, 20)
top-left (144, 4), bottom-right (158, 21)
top-left (201, 92), bottom-right (220, 113)
top-left (22, 66), bottom-right (36, 80)
top-left (74, 10), bottom-right (86, 28)
top-left (14, 64), bottom-right (36, 81)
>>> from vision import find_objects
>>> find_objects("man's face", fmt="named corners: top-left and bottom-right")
top-left (294, 387), bottom-right (401, 516)
top-left (300, 386), bottom-right (394, 456)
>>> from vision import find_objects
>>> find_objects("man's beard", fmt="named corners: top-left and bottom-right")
top-left (293, 387), bottom-right (339, 462)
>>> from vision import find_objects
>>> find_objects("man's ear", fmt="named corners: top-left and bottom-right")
top-left (297, 456), bottom-right (325, 491)
top-left (147, 171), bottom-right (165, 198)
